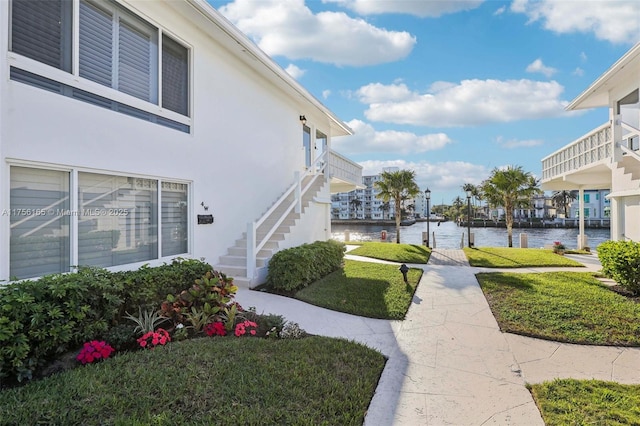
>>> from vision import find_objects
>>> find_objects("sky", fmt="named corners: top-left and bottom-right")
top-left (208, 0), bottom-right (640, 205)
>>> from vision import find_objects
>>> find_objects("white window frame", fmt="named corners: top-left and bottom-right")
top-left (5, 160), bottom-right (192, 280)
top-left (8, 0), bottom-right (192, 128)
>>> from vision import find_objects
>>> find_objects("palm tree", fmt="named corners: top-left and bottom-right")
top-left (380, 202), bottom-right (391, 220)
top-left (374, 169), bottom-right (421, 243)
top-left (480, 165), bottom-right (540, 247)
top-left (349, 197), bottom-right (362, 219)
top-left (551, 190), bottom-right (577, 218)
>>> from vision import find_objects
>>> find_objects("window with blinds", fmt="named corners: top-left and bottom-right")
top-left (162, 35), bottom-right (189, 116)
top-left (78, 173), bottom-right (158, 268)
top-left (161, 182), bottom-right (188, 256)
top-left (10, 0), bottom-right (73, 72)
top-left (9, 166), bottom-right (189, 279)
top-left (9, 167), bottom-right (71, 279)
top-left (79, 0), bottom-right (158, 104)
top-left (10, 0), bottom-right (189, 118)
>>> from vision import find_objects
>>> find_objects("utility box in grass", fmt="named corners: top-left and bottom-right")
top-left (520, 233), bottom-right (528, 248)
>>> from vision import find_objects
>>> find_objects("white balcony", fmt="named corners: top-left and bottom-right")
top-left (329, 149), bottom-right (363, 193)
top-left (541, 123), bottom-right (613, 190)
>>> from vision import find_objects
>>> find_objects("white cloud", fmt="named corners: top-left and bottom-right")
top-left (324, 0), bottom-right (484, 17)
top-left (496, 136), bottom-right (544, 149)
top-left (357, 79), bottom-right (571, 127)
top-left (322, 89), bottom-right (332, 99)
top-left (332, 119), bottom-right (452, 155)
top-left (573, 67), bottom-right (584, 77)
top-left (284, 63), bottom-right (305, 79)
top-left (580, 51), bottom-right (588, 62)
top-left (357, 159), bottom-right (489, 194)
top-left (511, 0), bottom-right (640, 44)
top-left (525, 58), bottom-right (557, 77)
top-left (218, 0), bottom-right (416, 66)
top-left (494, 5), bottom-right (506, 16)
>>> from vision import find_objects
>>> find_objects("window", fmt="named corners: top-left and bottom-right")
top-left (161, 182), bottom-right (188, 256)
top-left (78, 173), bottom-right (158, 267)
top-left (583, 194), bottom-right (590, 203)
top-left (80, 0), bottom-right (158, 104)
top-left (10, 0), bottom-right (73, 72)
top-left (10, 0), bottom-right (190, 120)
top-left (9, 166), bottom-right (189, 279)
top-left (10, 167), bottom-right (71, 279)
top-left (162, 35), bottom-right (189, 116)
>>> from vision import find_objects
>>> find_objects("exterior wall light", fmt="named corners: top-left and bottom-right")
top-left (299, 115), bottom-right (307, 125)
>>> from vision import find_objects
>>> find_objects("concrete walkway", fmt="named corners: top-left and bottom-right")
top-left (235, 249), bottom-right (640, 425)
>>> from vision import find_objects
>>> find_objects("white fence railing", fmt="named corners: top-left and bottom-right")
top-left (541, 123), bottom-right (612, 181)
top-left (329, 149), bottom-right (362, 185)
top-left (245, 151), bottom-right (327, 282)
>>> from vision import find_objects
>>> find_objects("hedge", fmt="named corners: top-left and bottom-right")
top-left (267, 240), bottom-right (345, 292)
top-left (0, 258), bottom-right (211, 384)
top-left (598, 240), bottom-right (640, 295)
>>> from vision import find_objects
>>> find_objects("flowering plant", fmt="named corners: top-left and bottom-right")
top-left (76, 340), bottom-right (115, 364)
top-left (553, 241), bottom-right (566, 253)
top-left (137, 328), bottom-right (171, 349)
top-left (204, 322), bottom-right (227, 337)
top-left (234, 320), bottom-right (258, 337)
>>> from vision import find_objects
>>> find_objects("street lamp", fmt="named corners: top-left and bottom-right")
top-left (425, 188), bottom-right (431, 247)
top-left (466, 189), bottom-right (472, 248)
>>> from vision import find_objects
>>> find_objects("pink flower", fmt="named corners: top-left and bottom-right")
top-left (234, 320), bottom-right (258, 337)
top-left (77, 340), bottom-right (115, 364)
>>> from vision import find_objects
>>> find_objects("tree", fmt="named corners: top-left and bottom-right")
top-left (349, 197), bottom-right (362, 219)
top-left (480, 166), bottom-right (540, 247)
top-left (551, 190), bottom-right (577, 218)
top-left (374, 169), bottom-right (421, 243)
top-left (380, 202), bottom-right (391, 220)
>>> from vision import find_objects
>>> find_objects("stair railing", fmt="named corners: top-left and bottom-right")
top-left (246, 151), bottom-right (328, 282)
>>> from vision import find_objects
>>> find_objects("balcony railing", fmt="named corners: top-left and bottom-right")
top-left (329, 149), bottom-right (362, 192)
top-left (541, 122), bottom-right (612, 181)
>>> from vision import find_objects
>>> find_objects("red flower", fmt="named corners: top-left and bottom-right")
top-left (234, 320), bottom-right (258, 337)
top-left (204, 322), bottom-right (227, 337)
top-left (77, 340), bottom-right (115, 364)
top-left (138, 328), bottom-right (171, 349)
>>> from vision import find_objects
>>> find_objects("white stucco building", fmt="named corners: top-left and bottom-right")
top-left (1, 0), bottom-right (362, 287)
top-left (541, 42), bottom-right (640, 247)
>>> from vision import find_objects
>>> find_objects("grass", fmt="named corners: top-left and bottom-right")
top-left (477, 271), bottom-right (640, 345)
top-left (464, 247), bottom-right (585, 268)
top-left (0, 336), bottom-right (385, 425)
top-left (530, 379), bottom-right (640, 425)
top-left (295, 260), bottom-right (422, 319)
top-left (348, 242), bottom-right (430, 264)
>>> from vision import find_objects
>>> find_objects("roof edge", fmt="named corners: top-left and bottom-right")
top-left (567, 42), bottom-right (640, 111)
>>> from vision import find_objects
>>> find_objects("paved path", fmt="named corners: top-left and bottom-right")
top-left (235, 248), bottom-right (640, 425)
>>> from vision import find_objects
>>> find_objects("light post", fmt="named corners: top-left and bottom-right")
top-left (466, 189), bottom-right (472, 248)
top-left (425, 188), bottom-right (431, 247)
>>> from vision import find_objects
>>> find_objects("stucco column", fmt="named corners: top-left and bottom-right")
top-left (609, 196), bottom-right (623, 241)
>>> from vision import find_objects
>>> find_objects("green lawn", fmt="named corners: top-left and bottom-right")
top-left (464, 247), bottom-right (585, 268)
top-left (530, 379), bottom-right (640, 425)
top-left (348, 242), bottom-right (430, 264)
top-left (0, 337), bottom-right (385, 425)
top-left (477, 271), bottom-right (640, 345)
top-left (296, 259), bottom-right (422, 319)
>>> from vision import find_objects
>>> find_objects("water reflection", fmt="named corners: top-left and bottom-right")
top-left (331, 220), bottom-right (611, 250)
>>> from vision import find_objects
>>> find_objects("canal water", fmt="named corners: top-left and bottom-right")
top-left (331, 220), bottom-right (611, 250)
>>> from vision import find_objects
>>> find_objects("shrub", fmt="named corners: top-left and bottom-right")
top-left (114, 258), bottom-right (212, 318)
top-left (598, 240), bottom-right (640, 295)
top-left (159, 270), bottom-right (238, 329)
top-left (267, 240), bottom-right (345, 292)
top-left (0, 259), bottom-right (212, 385)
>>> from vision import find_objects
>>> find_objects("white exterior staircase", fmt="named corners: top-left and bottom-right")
top-left (214, 155), bottom-right (328, 288)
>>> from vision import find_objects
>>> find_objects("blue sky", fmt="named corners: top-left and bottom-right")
top-left (209, 0), bottom-right (639, 204)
